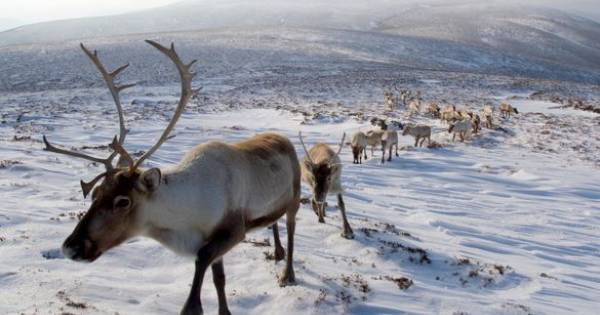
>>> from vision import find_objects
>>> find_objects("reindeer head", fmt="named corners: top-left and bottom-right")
top-left (44, 41), bottom-right (196, 262)
top-left (299, 132), bottom-right (344, 204)
top-left (62, 168), bottom-right (159, 261)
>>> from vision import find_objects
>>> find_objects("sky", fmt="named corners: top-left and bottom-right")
top-left (0, 0), bottom-right (180, 31)
top-left (1, 0), bottom-right (599, 32)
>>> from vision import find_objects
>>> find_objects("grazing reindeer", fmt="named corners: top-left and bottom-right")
top-left (448, 119), bottom-right (472, 142)
top-left (427, 102), bottom-right (441, 118)
top-left (381, 130), bottom-right (399, 163)
top-left (500, 102), bottom-right (519, 118)
top-left (402, 124), bottom-right (431, 147)
top-left (45, 41), bottom-right (300, 315)
top-left (299, 132), bottom-right (354, 239)
top-left (350, 131), bottom-right (367, 164)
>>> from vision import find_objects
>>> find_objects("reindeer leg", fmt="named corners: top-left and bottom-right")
top-left (337, 194), bottom-right (354, 239)
top-left (395, 144), bottom-right (399, 157)
top-left (318, 202), bottom-right (326, 223)
top-left (387, 146), bottom-right (392, 162)
top-left (414, 136), bottom-right (419, 147)
top-left (181, 216), bottom-right (244, 315)
top-left (280, 199), bottom-right (299, 286)
top-left (271, 222), bottom-right (285, 261)
top-left (311, 198), bottom-right (319, 216)
top-left (363, 148), bottom-right (367, 160)
top-left (211, 260), bottom-right (231, 315)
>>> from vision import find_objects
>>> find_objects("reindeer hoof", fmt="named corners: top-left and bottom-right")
top-left (318, 218), bottom-right (325, 223)
top-left (278, 270), bottom-right (296, 287)
top-left (180, 301), bottom-right (203, 315)
top-left (218, 308), bottom-right (232, 315)
top-left (342, 231), bottom-right (355, 239)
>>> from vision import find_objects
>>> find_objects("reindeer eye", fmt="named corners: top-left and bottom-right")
top-left (114, 196), bottom-right (131, 209)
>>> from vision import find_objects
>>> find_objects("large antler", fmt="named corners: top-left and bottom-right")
top-left (43, 43), bottom-right (135, 197)
top-left (298, 132), bottom-right (314, 163)
top-left (335, 132), bottom-right (346, 156)
top-left (130, 40), bottom-right (196, 170)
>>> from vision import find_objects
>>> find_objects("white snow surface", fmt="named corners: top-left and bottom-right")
top-left (1, 87), bottom-right (599, 315)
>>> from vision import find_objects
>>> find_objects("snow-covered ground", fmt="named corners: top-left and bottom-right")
top-left (1, 86), bottom-right (599, 314)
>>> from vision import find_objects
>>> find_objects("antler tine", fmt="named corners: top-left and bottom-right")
top-left (80, 43), bottom-right (133, 152)
top-left (134, 40), bottom-right (195, 169)
top-left (80, 172), bottom-right (108, 198)
top-left (335, 132), bottom-right (346, 156)
top-left (298, 132), bottom-right (314, 163)
top-left (109, 136), bottom-right (135, 169)
top-left (43, 135), bottom-right (114, 170)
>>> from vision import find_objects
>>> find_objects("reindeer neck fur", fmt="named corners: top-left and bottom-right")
top-left (140, 133), bottom-right (299, 257)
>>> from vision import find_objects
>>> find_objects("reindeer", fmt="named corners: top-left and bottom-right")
top-left (500, 102), bottom-right (519, 118)
top-left (448, 119), bottom-right (472, 142)
top-left (427, 102), bottom-right (441, 118)
top-left (381, 130), bottom-right (399, 163)
top-left (299, 132), bottom-right (354, 239)
top-left (350, 131), bottom-right (367, 164)
top-left (44, 41), bottom-right (300, 315)
top-left (384, 90), bottom-right (396, 112)
top-left (482, 105), bottom-right (494, 128)
top-left (402, 124), bottom-right (431, 147)
top-left (365, 130), bottom-right (384, 158)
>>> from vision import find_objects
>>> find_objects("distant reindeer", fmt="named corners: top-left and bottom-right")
top-left (45, 41), bottom-right (300, 315)
top-left (448, 119), bottom-right (472, 142)
top-left (500, 102), bottom-right (519, 118)
top-left (471, 114), bottom-right (481, 134)
top-left (402, 124), bottom-right (432, 147)
top-left (482, 105), bottom-right (494, 128)
top-left (427, 102), bottom-right (441, 118)
top-left (350, 131), bottom-right (368, 164)
top-left (384, 90), bottom-right (397, 111)
top-left (441, 105), bottom-right (460, 124)
top-left (392, 83), bottom-right (407, 106)
top-left (408, 100), bottom-right (420, 116)
top-left (366, 130), bottom-right (384, 158)
top-left (381, 130), bottom-right (399, 163)
top-left (299, 132), bottom-right (354, 239)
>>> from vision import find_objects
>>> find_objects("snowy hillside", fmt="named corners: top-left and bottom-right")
top-left (1, 84), bottom-right (600, 314)
top-left (1, 1), bottom-right (600, 314)
top-left (1, 1), bottom-right (600, 85)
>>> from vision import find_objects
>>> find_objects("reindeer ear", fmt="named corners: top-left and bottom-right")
top-left (138, 168), bottom-right (161, 193)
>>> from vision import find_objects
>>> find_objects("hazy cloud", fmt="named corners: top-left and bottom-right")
top-left (1, 0), bottom-right (598, 32)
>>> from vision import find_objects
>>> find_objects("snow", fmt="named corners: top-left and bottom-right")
top-left (1, 86), bottom-right (599, 314)
top-left (510, 99), bottom-right (598, 117)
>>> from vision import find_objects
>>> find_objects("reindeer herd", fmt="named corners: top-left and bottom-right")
top-left (41, 42), bottom-right (520, 315)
